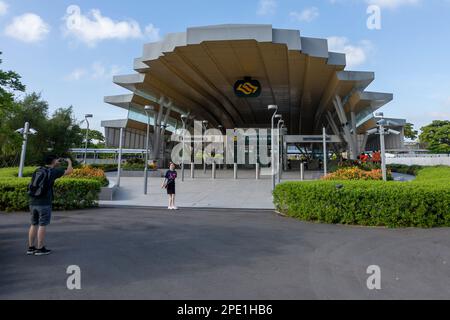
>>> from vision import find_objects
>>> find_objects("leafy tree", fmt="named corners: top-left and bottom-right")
top-left (0, 52), bottom-right (26, 166)
top-left (8, 93), bottom-right (49, 165)
top-left (79, 128), bottom-right (105, 148)
top-left (404, 123), bottom-right (418, 140)
top-left (419, 120), bottom-right (450, 154)
top-left (45, 106), bottom-right (83, 158)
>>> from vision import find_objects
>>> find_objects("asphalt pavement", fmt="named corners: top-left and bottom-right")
top-left (1, 208), bottom-right (449, 300)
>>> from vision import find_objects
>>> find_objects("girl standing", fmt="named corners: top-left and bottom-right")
top-left (162, 162), bottom-right (178, 210)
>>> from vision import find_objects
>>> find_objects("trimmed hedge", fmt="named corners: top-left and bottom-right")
top-left (0, 178), bottom-right (101, 212)
top-left (387, 164), bottom-right (423, 176)
top-left (273, 166), bottom-right (450, 228)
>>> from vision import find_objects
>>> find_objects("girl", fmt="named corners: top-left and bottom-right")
top-left (162, 162), bottom-right (178, 210)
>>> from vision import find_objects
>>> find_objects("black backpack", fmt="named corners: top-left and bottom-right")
top-left (28, 167), bottom-right (51, 198)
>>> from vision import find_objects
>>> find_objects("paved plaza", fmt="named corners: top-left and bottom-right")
top-left (1, 207), bottom-right (449, 300)
top-left (101, 169), bottom-right (324, 209)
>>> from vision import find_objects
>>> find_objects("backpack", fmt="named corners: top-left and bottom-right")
top-left (28, 167), bottom-right (52, 198)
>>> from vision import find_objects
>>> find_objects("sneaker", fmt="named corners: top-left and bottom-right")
top-left (168, 206), bottom-right (173, 210)
top-left (172, 206), bottom-right (179, 210)
top-left (34, 247), bottom-right (52, 256)
top-left (26, 247), bottom-right (36, 255)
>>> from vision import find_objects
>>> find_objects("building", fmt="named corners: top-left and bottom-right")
top-left (102, 24), bottom-right (406, 164)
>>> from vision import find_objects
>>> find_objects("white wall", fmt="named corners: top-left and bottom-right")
top-left (387, 155), bottom-right (450, 166)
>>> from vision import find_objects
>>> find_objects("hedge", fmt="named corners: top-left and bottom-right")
top-left (0, 178), bottom-right (101, 212)
top-left (273, 166), bottom-right (450, 228)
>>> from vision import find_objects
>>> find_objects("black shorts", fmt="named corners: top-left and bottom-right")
top-left (30, 205), bottom-right (52, 226)
top-left (167, 183), bottom-right (175, 195)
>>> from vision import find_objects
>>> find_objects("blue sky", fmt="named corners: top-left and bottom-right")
top-left (1, 0), bottom-right (449, 133)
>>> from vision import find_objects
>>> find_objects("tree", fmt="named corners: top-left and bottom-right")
top-left (404, 123), bottom-right (418, 140)
top-left (79, 128), bottom-right (105, 148)
top-left (7, 93), bottom-right (49, 165)
top-left (45, 107), bottom-right (83, 158)
top-left (419, 120), bottom-right (450, 154)
top-left (0, 52), bottom-right (26, 166)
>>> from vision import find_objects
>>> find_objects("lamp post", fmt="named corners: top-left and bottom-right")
top-left (277, 119), bottom-right (284, 184)
top-left (322, 127), bottom-right (328, 176)
top-left (16, 122), bottom-right (37, 178)
top-left (366, 112), bottom-right (401, 182)
top-left (268, 105), bottom-right (278, 191)
top-left (144, 106), bottom-right (154, 195)
top-left (181, 114), bottom-right (188, 182)
top-left (202, 120), bottom-right (208, 174)
top-left (83, 114), bottom-right (93, 165)
top-left (217, 125), bottom-right (223, 170)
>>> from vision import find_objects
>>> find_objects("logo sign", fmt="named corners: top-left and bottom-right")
top-left (234, 77), bottom-right (261, 98)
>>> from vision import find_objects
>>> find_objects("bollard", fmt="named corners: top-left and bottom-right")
top-left (233, 163), bottom-right (238, 180)
top-left (212, 162), bottom-right (216, 180)
top-left (191, 163), bottom-right (195, 179)
top-left (256, 163), bottom-right (260, 180)
top-left (300, 162), bottom-right (305, 181)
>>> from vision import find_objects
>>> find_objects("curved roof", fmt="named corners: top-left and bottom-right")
top-left (105, 24), bottom-right (393, 135)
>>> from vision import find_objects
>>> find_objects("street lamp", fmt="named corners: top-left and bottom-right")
top-left (181, 114), bottom-right (188, 182)
top-left (276, 117), bottom-right (283, 184)
top-left (16, 122), bottom-right (37, 178)
top-left (83, 114), bottom-right (93, 165)
top-left (268, 105), bottom-right (278, 191)
top-left (202, 120), bottom-right (208, 174)
top-left (144, 106), bottom-right (154, 194)
top-left (367, 112), bottom-right (401, 181)
top-left (277, 119), bottom-right (284, 184)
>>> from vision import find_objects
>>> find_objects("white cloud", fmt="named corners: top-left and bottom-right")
top-left (63, 5), bottom-right (160, 46)
top-left (0, 1), bottom-right (8, 16)
top-left (144, 23), bottom-right (160, 42)
top-left (327, 36), bottom-right (373, 68)
top-left (366, 0), bottom-right (420, 9)
top-left (257, 0), bottom-right (277, 15)
top-left (4, 13), bottom-right (50, 43)
top-left (66, 68), bottom-right (87, 81)
top-left (290, 7), bottom-right (319, 22)
top-left (66, 62), bottom-right (123, 81)
top-left (428, 111), bottom-right (450, 119)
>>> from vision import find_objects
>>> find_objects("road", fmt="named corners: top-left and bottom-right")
top-left (1, 208), bottom-right (449, 300)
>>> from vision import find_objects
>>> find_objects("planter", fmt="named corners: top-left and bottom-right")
top-left (99, 181), bottom-right (118, 201)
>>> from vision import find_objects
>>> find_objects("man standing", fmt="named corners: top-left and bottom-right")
top-left (27, 155), bottom-right (73, 256)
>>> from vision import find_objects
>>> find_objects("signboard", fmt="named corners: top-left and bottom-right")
top-left (285, 135), bottom-right (342, 143)
top-left (234, 77), bottom-right (261, 98)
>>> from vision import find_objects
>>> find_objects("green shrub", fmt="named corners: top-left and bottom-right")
top-left (387, 164), bottom-right (423, 176)
top-left (0, 178), bottom-right (101, 212)
top-left (273, 166), bottom-right (450, 228)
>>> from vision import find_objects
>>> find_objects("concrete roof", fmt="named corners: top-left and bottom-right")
top-left (105, 24), bottom-right (394, 135)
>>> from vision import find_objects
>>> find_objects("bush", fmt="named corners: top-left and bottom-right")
top-left (0, 178), bottom-right (101, 212)
top-left (323, 167), bottom-right (390, 181)
top-left (90, 164), bottom-right (118, 172)
top-left (273, 166), bottom-right (450, 228)
top-left (66, 166), bottom-right (109, 187)
top-left (387, 164), bottom-right (423, 176)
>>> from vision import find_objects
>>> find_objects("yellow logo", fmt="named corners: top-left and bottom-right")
top-left (236, 82), bottom-right (259, 95)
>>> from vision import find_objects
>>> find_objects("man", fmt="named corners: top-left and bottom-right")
top-left (27, 155), bottom-right (73, 256)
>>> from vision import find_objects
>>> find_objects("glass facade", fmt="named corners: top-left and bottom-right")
top-left (127, 106), bottom-right (178, 133)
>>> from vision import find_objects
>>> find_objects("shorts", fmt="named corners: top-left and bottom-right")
top-left (30, 205), bottom-right (52, 226)
top-left (166, 183), bottom-right (176, 195)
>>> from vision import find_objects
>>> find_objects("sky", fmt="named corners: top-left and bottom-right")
top-left (1, 0), bottom-right (449, 133)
